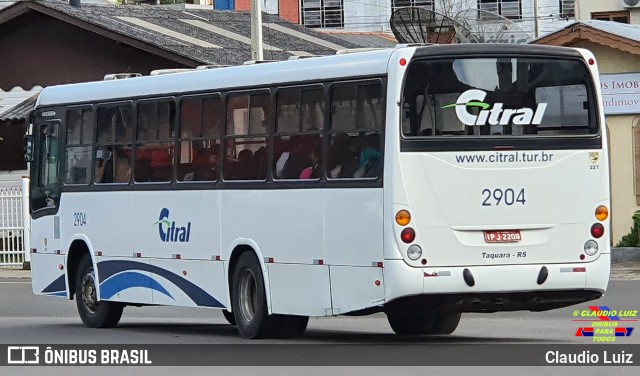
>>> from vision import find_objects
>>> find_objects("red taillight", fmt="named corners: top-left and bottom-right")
top-left (400, 228), bottom-right (415, 243)
top-left (591, 223), bottom-right (605, 238)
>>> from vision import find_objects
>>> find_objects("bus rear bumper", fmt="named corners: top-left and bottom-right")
top-left (383, 253), bottom-right (610, 312)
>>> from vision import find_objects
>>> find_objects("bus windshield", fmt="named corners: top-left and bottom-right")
top-left (402, 57), bottom-right (599, 138)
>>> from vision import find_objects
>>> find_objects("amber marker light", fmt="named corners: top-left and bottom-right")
top-left (595, 206), bottom-right (609, 221)
top-left (396, 210), bottom-right (411, 226)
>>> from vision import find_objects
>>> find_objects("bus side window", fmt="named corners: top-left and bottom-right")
top-left (64, 108), bottom-right (93, 185)
top-left (274, 87), bottom-right (323, 180)
top-left (224, 93), bottom-right (269, 181)
top-left (328, 82), bottom-right (383, 179)
top-left (95, 104), bottom-right (133, 184)
top-left (178, 96), bottom-right (223, 182)
top-left (135, 101), bottom-right (175, 183)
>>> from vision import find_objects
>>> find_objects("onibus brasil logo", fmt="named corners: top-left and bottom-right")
top-left (442, 89), bottom-right (547, 126)
top-left (154, 208), bottom-right (192, 243)
top-left (573, 305), bottom-right (637, 342)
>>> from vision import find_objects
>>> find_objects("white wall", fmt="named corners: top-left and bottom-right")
top-left (0, 170), bottom-right (27, 183)
top-left (343, 0), bottom-right (391, 31)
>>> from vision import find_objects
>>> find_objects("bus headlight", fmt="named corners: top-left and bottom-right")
top-left (407, 245), bottom-right (422, 260)
top-left (584, 240), bottom-right (598, 256)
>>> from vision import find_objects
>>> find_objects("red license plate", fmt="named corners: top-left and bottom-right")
top-left (484, 230), bottom-right (521, 243)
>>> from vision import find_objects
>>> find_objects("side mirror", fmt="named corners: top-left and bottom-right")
top-left (24, 135), bottom-right (34, 162)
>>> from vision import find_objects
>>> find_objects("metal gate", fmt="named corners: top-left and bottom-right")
top-left (0, 178), bottom-right (30, 267)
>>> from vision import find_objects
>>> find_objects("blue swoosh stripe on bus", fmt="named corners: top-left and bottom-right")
top-left (45, 291), bottom-right (68, 297)
top-left (41, 274), bottom-right (66, 294)
top-left (99, 271), bottom-right (174, 300)
top-left (97, 260), bottom-right (223, 308)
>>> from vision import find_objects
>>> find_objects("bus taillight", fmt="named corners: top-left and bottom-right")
top-left (591, 223), bottom-right (605, 239)
top-left (400, 228), bottom-right (415, 243)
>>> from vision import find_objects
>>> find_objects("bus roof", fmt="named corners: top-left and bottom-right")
top-left (36, 48), bottom-right (397, 108)
top-left (35, 43), bottom-right (586, 108)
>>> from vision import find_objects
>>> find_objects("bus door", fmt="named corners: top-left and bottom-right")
top-left (29, 118), bottom-right (66, 295)
top-left (30, 120), bottom-right (62, 250)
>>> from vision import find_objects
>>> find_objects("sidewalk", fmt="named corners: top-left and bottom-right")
top-left (0, 267), bottom-right (31, 279)
top-left (2, 262), bottom-right (639, 280)
top-left (611, 261), bottom-right (640, 281)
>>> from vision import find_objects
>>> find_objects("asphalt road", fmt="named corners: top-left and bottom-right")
top-left (0, 279), bottom-right (638, 374)
top-left (0, 279), bottom-right (638, 344)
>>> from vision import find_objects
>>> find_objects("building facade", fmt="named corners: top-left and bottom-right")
top-left (533, 21), bottom-right (640, 244)
top-left (575, 0), bottom-right (640, 24)
top-left (212, 0), bottom-right (576, 38)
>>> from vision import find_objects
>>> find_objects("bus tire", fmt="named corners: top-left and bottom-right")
top-left (386, 311), bottom-right (434, 335)
top-left (75, 254), bottom-right (123, 328)
top-left (231, 252), bottom-right (279, 339)
top-left (222, 309), bottom-right (236, 326)
top-left (277, 315), bottom-right (309, 338)
top-left (429, 312), bottom-right (461, 335)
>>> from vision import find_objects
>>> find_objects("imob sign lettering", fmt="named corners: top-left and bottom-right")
top-left (443, 89), bottom-right (547, 126)
top-left (155, 208), bottom-right (191, 243)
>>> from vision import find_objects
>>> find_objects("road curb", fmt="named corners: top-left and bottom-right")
top-left (612, 247), bottom-right (640, 262)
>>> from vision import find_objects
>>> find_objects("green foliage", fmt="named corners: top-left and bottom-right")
top-left (616, 210), bottom-right (640, 247)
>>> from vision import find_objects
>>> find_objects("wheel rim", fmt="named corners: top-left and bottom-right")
top-left (239, 269), bottom-right (258, 322)
top-left (80, 267), bottom-right (99, 314)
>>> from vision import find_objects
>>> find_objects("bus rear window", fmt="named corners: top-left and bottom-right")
top-left (401, 57), bottom-right (598, 138)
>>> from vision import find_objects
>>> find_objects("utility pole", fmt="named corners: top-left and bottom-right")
top-left (251, 0), bottom-right (264, 61)
top-left (533, 0), bottom-right (540, 38)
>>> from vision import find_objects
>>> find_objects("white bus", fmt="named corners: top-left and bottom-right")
top-left (27, 44), bottom-right (610, 339)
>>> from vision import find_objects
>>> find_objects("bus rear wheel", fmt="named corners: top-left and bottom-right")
top-left (231, 252), bottom-right (278, 338)
top-left (231, 252), bottom-right (308, 339)
top-left (386, 310), bottom-right (460, 335)
top-left (430, 312), bottom-right (461, 335)
top-left (75, 254), bottom-right (123, 328)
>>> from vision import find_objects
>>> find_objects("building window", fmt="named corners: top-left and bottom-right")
top-left (477, 0), bottom-right (522, 20)
top-left (301, 0), bottom-right (344, 28)
top-left (559, 0), bottom-right (575, 18)
top-left (591, 11), bottom-right (630, 24)
top-left (391, 0), bottom-right (434, 13)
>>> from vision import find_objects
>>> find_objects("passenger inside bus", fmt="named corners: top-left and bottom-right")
top-left (328, 134), bottom-right (357, 178)
top-left (192, 145), bottom-right (219, 181)
top-left (300, 141), bottom-right (322, 179)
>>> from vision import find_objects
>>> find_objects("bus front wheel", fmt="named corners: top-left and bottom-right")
top-left (75, 254), bottom-right (123, 328)
top-left (222, 309), bottom-right (236, 326)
